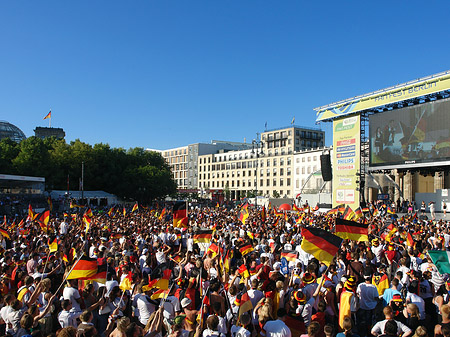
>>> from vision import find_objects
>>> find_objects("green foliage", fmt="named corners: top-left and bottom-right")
top-left (0, 137), bottom-right (176, 202)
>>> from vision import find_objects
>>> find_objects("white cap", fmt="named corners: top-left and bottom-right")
top-left (181, 298), bottom-right (192, 308)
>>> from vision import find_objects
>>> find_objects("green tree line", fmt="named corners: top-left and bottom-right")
top-left (0, 137), bottom-right (177, 202)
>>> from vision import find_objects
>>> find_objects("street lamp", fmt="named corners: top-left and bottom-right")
top-left (252, 134), bottom-right (264, 208)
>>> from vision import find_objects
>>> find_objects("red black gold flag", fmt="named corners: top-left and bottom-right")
top-left (85, 263), bottom-right (107, 283)
top-left (206, 243), bottom-right (219, 258)
top-left (193, 229), bottom-right (213, 243)
top-left (67, 256), bottom-right (98, 280)
top-left (237, 292), bottom-right (253, 320)
top-left (261, 206), bottom-right (266, 222)
top-left (239, 244), bottom-right (254, 256)
top-left (335, 218), bottom-right (369, 241)
top-left (281, 250), bottom-right (298, 262)
top-left (173, 201), bottom-right (187, 227)
top-left (406, 233), bottom-right (414, 247)
top-left (301, 227), bottom-right (343, 266)
top-left (342, 206), bottom-right (355, 220)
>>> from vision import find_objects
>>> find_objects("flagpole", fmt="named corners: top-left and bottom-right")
top-left (43, 249), bottom-right (51, 275)
top-left (49, 109), bottom-right (51, 128)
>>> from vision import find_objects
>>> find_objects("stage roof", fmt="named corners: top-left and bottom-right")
top-left (315, 70), bottom-right (450, 122)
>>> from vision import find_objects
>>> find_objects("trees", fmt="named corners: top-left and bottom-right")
top-left (0, 137), bottom-right (176, 202)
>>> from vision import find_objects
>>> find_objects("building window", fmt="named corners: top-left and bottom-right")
top-left (273, 179), bottom-right (277, 186)
top-left (267, 179), bottom-right (270, 186)
top-left (280, 178), bottom-right (284, 186)
top-left (287, 178), bottom-right (291, 186)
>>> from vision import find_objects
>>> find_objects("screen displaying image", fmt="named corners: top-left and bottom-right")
top-left (369, 98), bottom-right (450, 168)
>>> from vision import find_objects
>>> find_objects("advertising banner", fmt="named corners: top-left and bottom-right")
top-left (316, 73), bottom-right (450, 122)
top-left (333, 115), bottom-right (360, 208)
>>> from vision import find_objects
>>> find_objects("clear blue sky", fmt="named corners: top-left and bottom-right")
top-left (1, 1), bottom-right (450, 150)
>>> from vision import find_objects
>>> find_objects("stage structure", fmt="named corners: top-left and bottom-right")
top-left (314, 70), bottom-right (450, 208)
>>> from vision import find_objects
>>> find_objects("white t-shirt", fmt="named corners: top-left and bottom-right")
top-left (371, 319), bottom-right (411, 336)
top-left (136, 295), bottom-right (156, 326)
top-left (406, 292), bottom-right (426, 319)
top-left (63, 287), bottom-right (81, 312)
top-left (262, 319), bottom-right (292, 337)
top-left (357, 283), bottom-right (379, 310)
top-left (231, 325), bottom-right (251, 337)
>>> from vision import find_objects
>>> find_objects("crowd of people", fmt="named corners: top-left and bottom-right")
top-left (0, 200), bottom-right (449, 337)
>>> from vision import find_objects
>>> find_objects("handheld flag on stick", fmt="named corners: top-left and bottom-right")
top-left (301, 227), bottom-right (343, 266)
top-left (173, 201), bottom-right (187, 227)
top-left (335, 218), bottom-right (369, 242)
top-left (132, 203), bottom-right (139, 212)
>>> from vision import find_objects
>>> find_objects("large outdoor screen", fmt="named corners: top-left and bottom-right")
top-left (369, 98), bottom-right (450, 169)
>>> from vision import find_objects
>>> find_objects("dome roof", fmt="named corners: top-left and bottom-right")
top-left (0, 121), bottom-right (26, 142)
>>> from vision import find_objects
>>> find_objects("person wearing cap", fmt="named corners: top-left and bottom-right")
top-left (302, 273), bottom-right (318, 305)
top-left (338, 276), bottom-right (358, 331)
top-left (181, 297), bottom-right (197, 332)
top-left (356, 269), bottom-right (380, 337)
top-left (389, 294), bottom-right (405, 324)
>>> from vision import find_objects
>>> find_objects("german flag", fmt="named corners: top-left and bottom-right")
top-left (151, 289), bottom-right (168, 300)
top-left (67, 256), bottom-right (98, 280)
top-left (301, 227), bottom-right (343, 266)
top-left (296, 213), bottom-right (305, 225)
top-left (335, 218), bottom-right (369, 242)
top-left (239, 244), bottom-right (254, 256)
top-left (27, 204), bottom-right (34, 221)
top-left (0, 228), bottom-right (10, 240)
top-left (342, 206), bottom-right (355, 220)
top-left (107, 207), bottom-right (114, 217)
top-left (239, 203), bottom-right (249, 224)
top-left (83, 215), bottom-right (91, 233)
top-left (43, 110), bottom-right (51, 120)
top-left (353, 207), bottom-right (363, 220)
top-left (48, 238), bottom-right (58, 253)
top-left (173, 201), bottom-right (187, 227)
top-left (372, 274), bottom-right (389, 296)
top-left (385, 226), bottom-right (397, 242)
top-left (38, 210), bottom-right (50, 232)
top-left (238, 264), bottom-right (250, 279)
top-left (292, 203), bottom-right (302, 213)
top-left (273, 217), bottom-right (280, 227)
top-left (274, 209), bottom-right (284, 217)
top-left (85, 263), bottom-right (107, 283)
top-left (237, 292), bottom-right (253, 320)
top-left (387, 206), bottom-right (396, 215)
top-left (123, 207), bottom-right (126, 216)
top-left (158, 208), bottom-right (166, 221)
top-left (373, 208), bottom-right (379, 216)
top-left (206, 243), bottom-right (219, 258)
top-left (175, 216), bottom-right (189, 229)
top-left (47, 197), bottom-right (53, 211)
top-left (223, 249), bottom-right (232, 274)
top-left (193, 229), bottom-right (213, 243)
top-left (146, 269), bottom-right (171, 291)
top-left (132, 203), bottom-right (139, 212)
top-left (261, 206), bottom-right (266, 222)
top-left (406, 233), bottom-right (414, 247)
top-left (362, 207), bottom-right (370, 213)
top-left (327, 206), bottom-right (338, 215)
top-left (281, 250), bottom-right (297, 262)
top-left (120, 274), bottom-right (133, 291)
